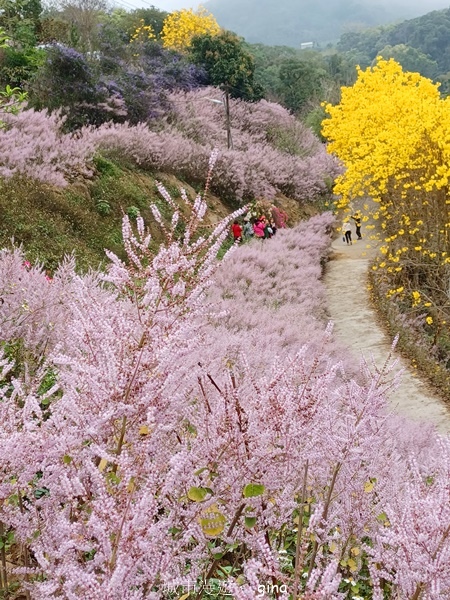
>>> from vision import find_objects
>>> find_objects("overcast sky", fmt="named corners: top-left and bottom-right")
top-left (115, 0), bottom-right (200, 11)
top-left (115, 0), bottom-right (450, 14)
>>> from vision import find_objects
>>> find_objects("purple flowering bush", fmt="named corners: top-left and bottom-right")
top-left (28, 45), bottom-right (128, 130)
top-left (0, 164), bottom-right (449, 599)
top-left (28, 42), bottom-right (206, 130)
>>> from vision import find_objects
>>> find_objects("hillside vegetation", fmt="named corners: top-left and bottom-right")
top-left (3, 3), bottom-right (450, 599)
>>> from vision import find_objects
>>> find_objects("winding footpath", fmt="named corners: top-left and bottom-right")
top-left (324, 225), bottom-right (450, 434)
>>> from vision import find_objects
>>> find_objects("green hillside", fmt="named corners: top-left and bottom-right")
top-left (0, 158), bottom-right (232, 274)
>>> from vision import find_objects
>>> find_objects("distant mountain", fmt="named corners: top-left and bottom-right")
top-left (204, 0), bottom-right (450, 47)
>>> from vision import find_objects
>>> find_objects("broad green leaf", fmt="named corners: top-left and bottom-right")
top-left (199, 506), bottom-right (226, 537)
top-left (364, 480), bottom-right (375, 493)
top-left (347, 558), bottom-right (357, 572)
top-left (243, 483), bottom-right (265, 498)
top-left (329, 541), bottom-right (338, 553)
top-left (187, 486), bottom-right (210, 502)
top-left (244, 516), bottom-right (257, 528)
top-left (63, 455), bottom-right (72, 464)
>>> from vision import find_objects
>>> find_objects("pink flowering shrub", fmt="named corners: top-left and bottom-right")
top-left (89, 87), bottom-right (341, 202)
top-left (0, 169), bottom-right (449, 599)
top-left (0, 109), bottom-right (95, 186)
top-left (0, 89), bottom-right (339, 202)
top-left (200, 212), bottom-right (346, 372)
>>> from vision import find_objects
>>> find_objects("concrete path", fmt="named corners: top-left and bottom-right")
top-left (324, 224), bottom-right (450, 433)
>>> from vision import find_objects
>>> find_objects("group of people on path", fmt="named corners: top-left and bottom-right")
top-left (232, 215), bottom-right (277, 243)
top-left (342, 213), bottom-right (362, 245)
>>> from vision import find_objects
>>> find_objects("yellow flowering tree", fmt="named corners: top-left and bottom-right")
top-left (161, 7), bottom-right (220, 52)
top-left (322, 57), bottom-right (450, 327)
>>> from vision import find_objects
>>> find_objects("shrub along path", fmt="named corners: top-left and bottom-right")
top-left (324, 223), bottom-right (450, 433)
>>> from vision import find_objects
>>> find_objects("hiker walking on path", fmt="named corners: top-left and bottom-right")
top-left (343, 221), bottom-right (352, 245)
top-left (351, 212), bottom-right (362, 240)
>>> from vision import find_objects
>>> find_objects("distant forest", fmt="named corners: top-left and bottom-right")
top-left (337, 8), bottom-right (450, 78)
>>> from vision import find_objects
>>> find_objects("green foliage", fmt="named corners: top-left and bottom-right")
top-left (108, 6), bottom-right (168, 41)
top-left (250, 44), bottom-right (350, 112)
top-left (39, 17), bottom-right (71, 45)
top-left (0, 0), bottom-right (42, 48)
top-left (126, 205), bottom-right (140, 219)
top-left (377, 43), bottom-right (438, 79)
top-left (95, 199), bottom-right (112, 216)
top-left (304, 106), bottom-right (328, 141)
top-left (0, 165), bottom-right (128, 272)
top-left (190, 30), bottom-right (264, 101)
top-left (0, 83), bottom-right (28, 115)
top-left (278, 57), bottom-right (328, 113)
top-left (0, 46), bottom-right (45, 88)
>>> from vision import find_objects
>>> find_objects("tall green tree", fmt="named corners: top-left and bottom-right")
top-left (189, 30), bottom-right (263, 102)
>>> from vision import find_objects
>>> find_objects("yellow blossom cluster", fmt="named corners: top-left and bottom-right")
top-left (130, 19), bottom-right (156, 44)
top-left (161, 7), bottom-right (221, 52)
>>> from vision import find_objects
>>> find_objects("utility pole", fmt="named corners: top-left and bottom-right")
top-left (223, 86), bottom-right (233, 150)
top-left (204, 91), bottom-right (233, 150)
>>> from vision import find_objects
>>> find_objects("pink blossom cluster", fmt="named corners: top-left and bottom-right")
top-left (0, 109), bottom-right (95, 187)
top-left (0, 182), bottom-right (449, 599)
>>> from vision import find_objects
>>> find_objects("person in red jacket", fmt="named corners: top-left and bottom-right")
top-left (232, 220), bottom-right (243, 242)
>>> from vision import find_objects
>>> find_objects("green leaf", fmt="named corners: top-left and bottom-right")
top-left (33, 487), bottom-right (50, 499)
top-left (194, 467), bottom-right (208, 476)
top-left (243, 483), bottom-right (265, 498)
top-left (199, 508), bottom-right (226, 537)
top-left (187, 486), bottom-right (210, 502)
top-left (63, 455), bottom-right (72, 464)
top-left (244, 516), bottom-right (257, 528)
